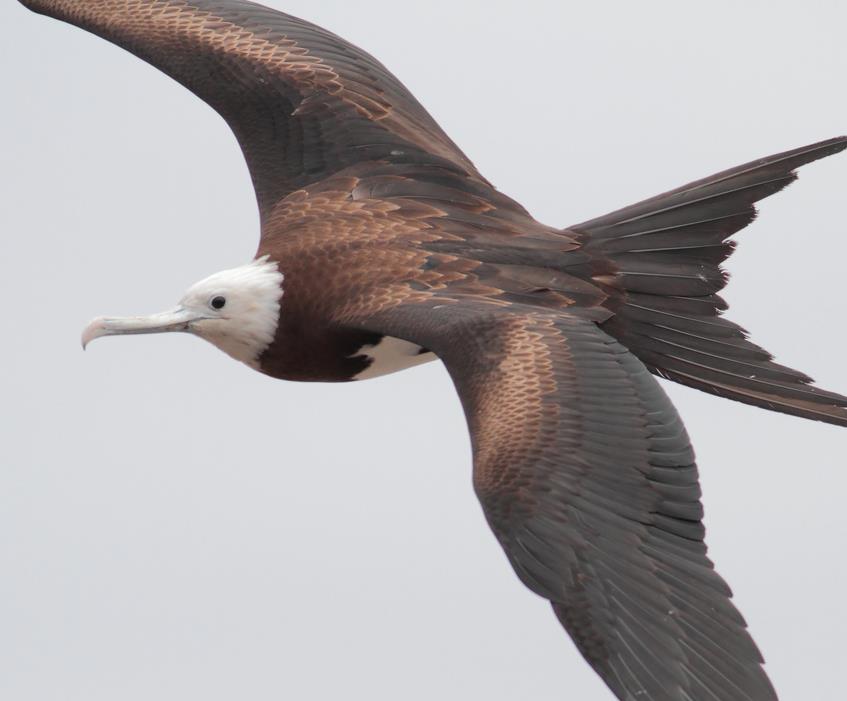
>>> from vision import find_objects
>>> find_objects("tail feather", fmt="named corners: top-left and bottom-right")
top-left (572, 136), bottom-right (847, 427)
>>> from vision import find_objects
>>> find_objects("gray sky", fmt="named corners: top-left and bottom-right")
top-left (2, 1), bottom-right (845, 699)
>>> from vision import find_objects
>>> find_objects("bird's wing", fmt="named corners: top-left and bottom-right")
top-left (19, 0), bottom-right (488, 219)
top-left (357, 302), bottom-right (777, 701)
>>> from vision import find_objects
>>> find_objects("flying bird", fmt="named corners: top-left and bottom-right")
top-left (17, 1), bottom-right (846, 699)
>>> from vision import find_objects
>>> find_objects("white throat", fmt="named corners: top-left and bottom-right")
top-left (185, 256), bottom-right (284, 368)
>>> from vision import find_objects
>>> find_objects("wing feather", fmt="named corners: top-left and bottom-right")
top-left (362, 302), bottom-right (778, 701)
top-left (19, 0), bottom-right (484, 217)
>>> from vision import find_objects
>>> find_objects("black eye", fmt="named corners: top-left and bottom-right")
top-left (210, 296), bottom-right (226, 310)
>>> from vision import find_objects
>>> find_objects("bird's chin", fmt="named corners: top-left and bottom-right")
top-left (81, 307), bottom-right (207, 348)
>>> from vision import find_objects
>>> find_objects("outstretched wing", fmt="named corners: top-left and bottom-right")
top-left (18, 0), bottom-right (486, 218)
top-left (362, 303), bottom-right (777, 700)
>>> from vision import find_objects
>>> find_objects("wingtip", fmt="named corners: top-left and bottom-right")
top-left (813, 135), bottom-right (847, 154)
top-left (761, 135), bottom-right (847, 175)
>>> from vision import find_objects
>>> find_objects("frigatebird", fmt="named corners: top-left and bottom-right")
top-left (17, 1), bottom-right (846, 699)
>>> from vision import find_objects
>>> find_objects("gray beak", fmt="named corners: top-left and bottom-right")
top-left (81, 307), bottom-right (206, 349)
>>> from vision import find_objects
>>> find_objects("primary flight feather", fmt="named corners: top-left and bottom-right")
top-left (18, 1), bottom-right (847, 699)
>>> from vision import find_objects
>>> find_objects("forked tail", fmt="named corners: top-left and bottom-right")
top-left (573, 136), bottom-right (847, 427)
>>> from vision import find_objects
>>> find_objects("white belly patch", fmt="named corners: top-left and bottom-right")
top-left (352, 336), bottom-right (437, 380)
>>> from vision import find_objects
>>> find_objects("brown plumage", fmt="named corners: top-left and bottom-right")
top-left (18, 1), bottom-right (847, 699)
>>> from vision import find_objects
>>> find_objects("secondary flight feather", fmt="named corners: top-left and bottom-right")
top-left (18, 1), bottom-right (846, 699)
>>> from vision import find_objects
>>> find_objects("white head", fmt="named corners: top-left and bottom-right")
top-left (82, 257), bottom-right (284, 368)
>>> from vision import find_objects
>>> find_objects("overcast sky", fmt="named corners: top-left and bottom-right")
top-left (2, 2), bottom-right (845, 699)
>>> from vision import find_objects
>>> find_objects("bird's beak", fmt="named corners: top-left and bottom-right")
top-left (81, 307), bottom-right (206, 349)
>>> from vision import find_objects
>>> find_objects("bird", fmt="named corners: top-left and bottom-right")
top-left (16, 1), bottom-right (846, 699)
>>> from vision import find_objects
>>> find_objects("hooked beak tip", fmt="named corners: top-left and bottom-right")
top-left (81, 317), bottom-right (108, 350)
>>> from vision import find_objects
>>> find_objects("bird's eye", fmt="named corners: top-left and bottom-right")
top-left (210, 296), bottom-right (227, 310)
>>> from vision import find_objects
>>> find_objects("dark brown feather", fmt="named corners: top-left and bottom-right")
top-left (359, 303), bottom-right (777, 700)
top-left (572, 137), bottom-right (847, 426)
top-left (19, 0), bottom-right (495, 218)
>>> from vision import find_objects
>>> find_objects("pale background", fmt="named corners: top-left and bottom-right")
top-left (2, 1), bottom-right (845, 699)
